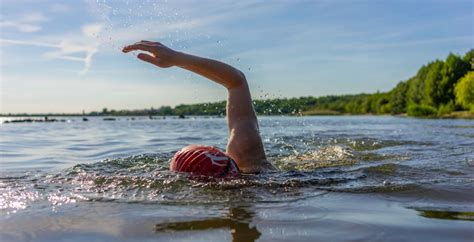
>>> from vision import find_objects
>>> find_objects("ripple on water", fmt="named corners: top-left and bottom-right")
top-left (1, 130), bottom-right (471, 215)
top-left (0, 152), bottom-right (353, 213)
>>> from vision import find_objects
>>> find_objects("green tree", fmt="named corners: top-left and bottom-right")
top-left (463, 49), bottom-right (473, 65)
top-left (407, 104), bottom-right (437, 117)
top-left (389, 81), bottom-right (409, 114)
top-left (423, 60), bottom-right (444, 107)
top-left (454, 71), bottom-right (474, 111)
top-left (439, 54), bottom-right (470, 105)
top-left (438, 101), bottom-right (455, 116)
top-left (407, 65), bottom-right (429, 106)
top-left (158, 106), bottom-right (173, 115)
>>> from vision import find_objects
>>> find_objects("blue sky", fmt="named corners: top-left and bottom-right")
top-left (0, 0), bottom-right (472, 113)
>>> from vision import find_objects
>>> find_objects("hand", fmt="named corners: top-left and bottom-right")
top-left (122, 40), bottom-right (179, 68)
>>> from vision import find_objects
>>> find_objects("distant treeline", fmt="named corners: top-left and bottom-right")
top-left (2, 50), bottom-right (473, 118)
top-left (164, 49), bottom-right (473, 117)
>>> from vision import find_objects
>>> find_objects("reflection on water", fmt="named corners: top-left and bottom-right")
top-left (155, 206), bottom-right (260, 242)
top-left (414, 208), bottom-right (474, 221)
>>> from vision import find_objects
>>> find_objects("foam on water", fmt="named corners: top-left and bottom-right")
top-left (1, 136), bottom-right (469, 215)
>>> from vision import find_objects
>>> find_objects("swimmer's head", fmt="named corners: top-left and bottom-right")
top-left (170, 145), bottom-right (240, 178)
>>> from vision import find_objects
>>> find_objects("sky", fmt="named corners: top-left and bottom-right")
top-left (0, 0), bottom-right (472, 114)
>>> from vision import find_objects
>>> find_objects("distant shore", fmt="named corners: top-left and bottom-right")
top-left (1, 110), bottom-right (473, 122)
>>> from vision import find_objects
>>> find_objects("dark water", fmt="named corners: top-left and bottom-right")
top-left (1, 116), bottom-right (473, 242)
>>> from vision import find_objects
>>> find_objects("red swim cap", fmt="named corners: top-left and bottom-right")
top-left (170, 145), bottom-right (240, 178)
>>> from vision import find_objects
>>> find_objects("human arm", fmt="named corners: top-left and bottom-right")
top-left (122, 41), bottom-right (275, 173)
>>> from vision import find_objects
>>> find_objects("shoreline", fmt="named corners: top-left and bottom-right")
top-left (1, 111), bottom-right (473, 120)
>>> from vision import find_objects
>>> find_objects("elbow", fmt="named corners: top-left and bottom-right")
top-left (225, 69), bottom-right (246, 90)
top-left (236, 69), bottom-right (246, 80)
top-left (237, 70), bottom-right (247, 84)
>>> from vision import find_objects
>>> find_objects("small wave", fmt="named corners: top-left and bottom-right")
top-left (0, 152), bottom-right (361, 212)
top-left (446, 125), bottom-right (474, 129)
top-left (0, 131), bottom-right (459, 214)
top-left (325, 182), bottom-right (422, 193)
top-left (274, 145), bottom-right (355, 171)
top-left (273, 143), bottom-right (411, 172)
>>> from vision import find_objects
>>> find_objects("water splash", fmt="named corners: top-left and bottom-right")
top-left (0, 136), bottom-right (422, 214)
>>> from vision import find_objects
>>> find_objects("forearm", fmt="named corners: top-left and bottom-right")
top-left (174, 52), bottom-right (245, 89)
top-left (122, 40), bottom-right (274, 172)
top-left (173, 52), bottom-right (268, 170)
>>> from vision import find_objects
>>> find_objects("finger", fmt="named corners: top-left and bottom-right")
top-left (139, 40), bottom-right (161, 46)
top-left (122, 44), bottom-right (149, 53)
top-left (137, 53), bottom-right (160, 66)
top-left (122, 43), bottom-right (155, 53)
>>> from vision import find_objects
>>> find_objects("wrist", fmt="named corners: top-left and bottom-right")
top-left (172, 51), bottom-right (188, 67)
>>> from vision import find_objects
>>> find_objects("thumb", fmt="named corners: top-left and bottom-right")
top-left (137, 53), bottom-right (160, 66)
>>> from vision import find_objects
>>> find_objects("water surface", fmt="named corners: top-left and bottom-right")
top-left (1, 116), bottom-right (473, 241)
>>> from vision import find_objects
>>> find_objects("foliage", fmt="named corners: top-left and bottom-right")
top-left (423, 60), bottom-right (444, 107)
top-left (439, 54), bottom-right (470, 105)
top-left (454, 72), bottom-right (474, 111)
top-left (389, 81), bottom-right (409, 114)
top-left (407, 105), bottom-right (437, 117)
top-left (437, 101), bottom-right (455, 116)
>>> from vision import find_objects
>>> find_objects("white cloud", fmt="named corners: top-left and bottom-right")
top-left (82, 23), bottom-right (103, 38)
top-left (0, 23), bottom-right (103, 74)
top-left (0, 21), bottom-right (41, 33)
top-left (0, 38), bottom-right (59, 48)
top-left (44, 25), bottom-right (102, 74)
top-left (21, 12), bottom-right (48, 23)
top-left (0, 12), bottom-right (48, 33)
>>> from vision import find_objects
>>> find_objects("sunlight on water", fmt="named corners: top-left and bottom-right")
top-left (1, 116), bottom-right (473, 216)
top-left (1, 116), bottom-right (473, 242)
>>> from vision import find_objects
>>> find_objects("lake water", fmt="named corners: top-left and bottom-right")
top-left (1, 116), bottom-right (473, 242)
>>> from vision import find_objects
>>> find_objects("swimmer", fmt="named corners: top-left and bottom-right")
top-left (123, 41), bottom-right (275, 177)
